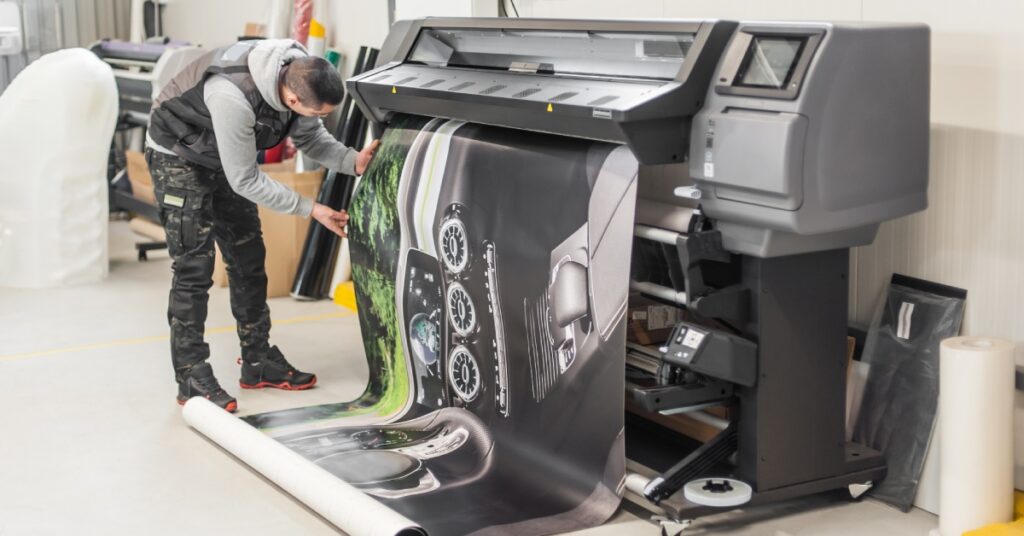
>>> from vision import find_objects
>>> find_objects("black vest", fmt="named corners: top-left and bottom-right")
top-left (149, 41), bottom-right (297, 169)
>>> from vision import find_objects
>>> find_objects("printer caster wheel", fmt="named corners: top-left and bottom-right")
top-left (848, 481), bottom-right (873, 501)
top-left (653, 516), bottom-right (691, 536)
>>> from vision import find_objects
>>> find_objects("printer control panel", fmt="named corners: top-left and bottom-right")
top-left (663, 323), bottom-right (709, 366)
top-left (660, 321), bottom-right (758, 387)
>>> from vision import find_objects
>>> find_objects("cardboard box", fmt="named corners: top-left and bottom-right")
top-left (213, 160), bottom-right (324, 298)
top-left (627, 292), bottom-right (681, 345)
top-left (243, 22), bottom-right (266, 37)
top-left (125, 150), bottom-right (156, 205)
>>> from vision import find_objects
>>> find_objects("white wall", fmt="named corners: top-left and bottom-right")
top-left (513, 0), bottom-right (860, 20)
top-left (161, 0), bottom-right (274, 48)
top-left (160, 0), bottom-right (392, 79)
top-left (324, 0), bottom-right (391, 80)
top-left (159, 0), bottom-right (391, 79)
top-left (395, 0), bottom-right (497, 20)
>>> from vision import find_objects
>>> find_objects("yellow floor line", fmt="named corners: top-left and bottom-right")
top-left (0, 310), bottom-right (354, 363)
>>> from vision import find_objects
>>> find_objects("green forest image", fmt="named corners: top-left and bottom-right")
top-left (346, 114), bottom-right (431, 417)
top-left (244, 115), bottom-right (430, 429)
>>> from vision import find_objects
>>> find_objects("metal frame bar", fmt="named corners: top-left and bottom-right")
top-left (629, 280), bottom-right (687, 306)
top-left (634, 224), bottom-right (683, 245)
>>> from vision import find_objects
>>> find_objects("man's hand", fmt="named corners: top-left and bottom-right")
top-left (311, 202), bottom-right (350, 238)
top-left (355, 139), bottom-right (381, 175)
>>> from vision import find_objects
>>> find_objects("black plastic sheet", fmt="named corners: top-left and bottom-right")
top-left (852, 274), bottom-right (967, 511)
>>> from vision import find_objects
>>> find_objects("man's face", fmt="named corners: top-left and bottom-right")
top-left (281, 85), bottom-right (337, 118)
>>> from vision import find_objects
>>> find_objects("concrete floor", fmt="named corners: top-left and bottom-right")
top-left (0, 222), bottom-right (940, 535)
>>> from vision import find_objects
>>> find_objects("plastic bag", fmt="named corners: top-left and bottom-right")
top-left (852, 274), bottom-right (967, 511)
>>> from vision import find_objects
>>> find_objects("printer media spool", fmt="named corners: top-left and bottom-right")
top-left (683, 478), bottom-right (753, 507)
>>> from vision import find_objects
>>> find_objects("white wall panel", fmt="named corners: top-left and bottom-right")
top-left (514, 0), bottom-right (861, 21)
top-left (161, 0), bottom-right (273, 48)
top-left (517, 0), bottom-right (664, 19)
top-left (326, 0), bottom-right (391, 79)
top-left (863, 0), bottom-right (1024, 136)
top-left (661, 0), bottom-right (860, 21)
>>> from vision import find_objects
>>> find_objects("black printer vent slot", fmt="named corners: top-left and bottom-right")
top-left (421, 78), bottom-right (445, 88)
top-left (450, 81), bottom-right (475, 91)
top-left (512, 87), bottom-right (542, 99)
top-left (549, 91), bottom-right (578, 102)
top-left (395, 76), bottom-right (418, 85)
top-left (369, 74), bottom-right (391, 82)
top-left (588, 95), bottom-right (619, 106)
top-left (480, 84), bottom-right (507, 95)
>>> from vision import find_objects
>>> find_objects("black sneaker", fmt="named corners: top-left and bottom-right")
top-left (239, 346), bottom-right (317, 391)
top-left (176, 362), bottom-right (238, 412)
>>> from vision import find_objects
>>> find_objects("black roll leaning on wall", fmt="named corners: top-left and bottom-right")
top-left (291, 46), bottom-right (376, 300)
top-left (314, 47), bottom-right (379, 298)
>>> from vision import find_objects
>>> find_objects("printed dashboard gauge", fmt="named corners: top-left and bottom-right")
top-left (448, 345), bottom-right (481, 402)
top-left (408, 313), bottom-right (440, 365)
top-left (447, 282), bottom-right (476, 336)
top-left (440, 218), bottom-right (469, 274)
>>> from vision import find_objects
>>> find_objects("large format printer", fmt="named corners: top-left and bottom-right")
top-left (92, 39), bottom-right (204, 253)
top-left (91, 39), bottom-right (205, 128)
top-left (346, 17), bottom-right (929, 520)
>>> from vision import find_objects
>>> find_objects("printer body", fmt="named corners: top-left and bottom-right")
top-left (346, 17), bottom-right (930, 519)
top-left (91, 39), bottom-right (205, 128)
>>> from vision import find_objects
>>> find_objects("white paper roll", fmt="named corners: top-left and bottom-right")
top-left (939, 336), bottom-right (1016, 536)
top-left (623, 472), bottom-right (651, 496)
top-left (182, 398), bottom-right (425, 536)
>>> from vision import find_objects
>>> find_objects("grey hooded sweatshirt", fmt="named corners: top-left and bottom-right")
top-left (147, 39), bottom-right (358, 217)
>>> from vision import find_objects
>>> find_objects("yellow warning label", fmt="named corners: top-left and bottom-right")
top-left (391, 86), bottom-right (397, 94)
top-left (546, 103), bottom-right (553, 112)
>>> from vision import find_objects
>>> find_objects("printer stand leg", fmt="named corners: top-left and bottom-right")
top-left (643, 423), bottom-right (738, 504)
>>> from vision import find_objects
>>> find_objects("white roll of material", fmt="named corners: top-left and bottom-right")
top-left (182, 398), bottom-right (426, 536)
top-left (939, 337), bottom-right (1016, 536)
top-left (623, 472), bottom-right (651, 496)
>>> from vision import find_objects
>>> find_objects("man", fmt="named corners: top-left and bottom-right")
top-left (145, 38), bottom-right (378, 413)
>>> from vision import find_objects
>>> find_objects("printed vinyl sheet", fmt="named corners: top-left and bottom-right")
top-left (207, 115), bottom-right (640, 535)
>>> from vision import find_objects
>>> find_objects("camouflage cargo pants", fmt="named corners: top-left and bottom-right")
top-left (145, 149), bottom-right (273, 377)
